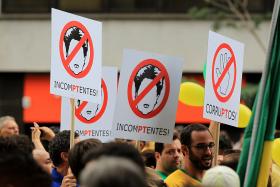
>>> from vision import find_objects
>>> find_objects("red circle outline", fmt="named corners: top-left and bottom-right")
top-left (127, 59), bottom-right (170, 119)
top-left (59, 21), bottom-right (94, 79)
top-left (211, 43), bottom-right (237, 103)
top-left (75, 79), bottom-right (108, 124)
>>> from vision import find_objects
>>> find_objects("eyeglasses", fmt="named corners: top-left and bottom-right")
top-left (191, 142), bottom-right (215, 151)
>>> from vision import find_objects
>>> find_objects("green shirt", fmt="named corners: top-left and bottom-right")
top-left (180, 169), bottom-right (201, 182)
top-left (155, 170), bottom-right (168, 180)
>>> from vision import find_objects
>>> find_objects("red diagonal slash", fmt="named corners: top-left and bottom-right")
top-left (64, 34), bottom-right (88, 66)
top-left (132, 71), bottom-right (165, 108)
top-left (75, 101), bottom-right (88, 115)
top-left (211, 42), bottom-right (237, 103)
top-left (59, 21), bottom-right (94, 79)
top-left (127, 59), bottom-right (170, 119)
top-left (74, 79), bottom-right (108, 124)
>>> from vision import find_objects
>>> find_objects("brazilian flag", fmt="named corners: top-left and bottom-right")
top-left (237, 1), bottom-right (280, 187)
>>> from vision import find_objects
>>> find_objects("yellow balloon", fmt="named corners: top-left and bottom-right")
top-left (179, 82), bottom-right (204, 106)
top-left (238, 104), bottom-right (252, 128)
top-left (272, 138), bottom-right (280, 167)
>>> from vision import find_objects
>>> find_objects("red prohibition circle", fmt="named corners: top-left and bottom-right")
top-left (211, 43), bottom-right (237, 103)
top-left (59, 21), bottom-right (94, 79)
top-left (127, 59), bottom-right (170, 119)
top-left (75, 79), bottom-right (108, 124)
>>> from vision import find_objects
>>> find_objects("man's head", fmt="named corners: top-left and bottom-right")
top-left (219, 131), bottom-right (233, 155)
top-left (141, 149), bottom-right (156, 169)
top-left (202, 166), bottom-right (240, 187)
top-left (82, 142), bottom-right (146, 173)
top-left (126, 140), bottom-right (146, 151)
top-left (134, 64), bottom-right (165, 115)
top-left (0, 151), bottom-right (52, 187)
top-left (0, 116), bottom-right (19, 137)
top-left (220, 149), bottom-right (241, 170)
top-left (0, 135), bottom-right (34, 155)
top-left (155, 132), bottom-right (182, 174)
top-left (81, 157), bottom-right (147, 187)
top-left (64, 26), bottom-right (89, 75)
top-left (69, 138), bottom-right (102, 180)
top-left (181, 124), bottom-right (214, 170)
top-left (48, 130), bottom-right (79, 168)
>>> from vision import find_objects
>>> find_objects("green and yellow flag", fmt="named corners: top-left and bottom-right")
top-left (237, 1), bottom-right (280, 187)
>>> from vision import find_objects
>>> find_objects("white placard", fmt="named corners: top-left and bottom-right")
top-left (112, 49), bottom-right (183, 143)
top-left (61, 67), bottom-right (117, 142)
top-left (50, 8), bottom-right (102, 103)
top-left (203, 31), bottom-right (244, 127)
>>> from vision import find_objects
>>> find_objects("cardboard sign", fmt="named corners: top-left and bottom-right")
top-left (61, 67), bottom-right (117, 142)
top-left (50, 8), bottom-right (102, 103)
top-left (112, 49), bottom-right (183, 143)
top-left (203, 31), bottom-right (244, 127)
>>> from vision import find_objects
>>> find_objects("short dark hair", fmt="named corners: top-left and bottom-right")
top-left (83, 142), bottom-right (145, 172)
top-left (64, 27), bottom-right (88, 59)
top-left (141, 149), bottom-right (156, 168)
top-left (0, 135), bottom-right (34, 155)
top-left (69, 138), bottom-right (102, 180)
top-left (180, 124), bottom-right (211, 147)
top-left (0, 151), bottom-right (51, 187)
top-left (155, 131), bottom-right (179, 154)
top-left (49, 130), bottom-right (79, 167)
top-left (219, 134), bottom-right (233, 155)
top-left (81, 157), bottom-right (147, 187)
top-left (134, 64), bottom-right (164, 97)
top-left (220, 149), bottom-right (241, 170)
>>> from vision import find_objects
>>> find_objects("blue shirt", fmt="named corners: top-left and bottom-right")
top-left (51, 168), bottom-right (63, 187)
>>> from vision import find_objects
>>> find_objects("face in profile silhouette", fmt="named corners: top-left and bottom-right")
top-left (64, 27), bottom-right (89, 75)
top-left (75, 87), bottom-right (104, 121)
top-left (76, 100), bottom-right (100, 121)
top-left (134, 64), bottom-right (165, 115)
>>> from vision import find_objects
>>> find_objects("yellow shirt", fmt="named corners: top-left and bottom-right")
top-left (272, 163), bottom-right (280, 187)
top-left (164, 169), bottom-right (202, 187)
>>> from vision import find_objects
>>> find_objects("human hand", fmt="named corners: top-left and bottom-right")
top-left (31, 122), bottom-right (41, 142)
top-left (215, 52), bottom-right (230, 96)
top-left (39, 126), bottom-right (55, 141)
top-left (31, 122), bottom-right (45, 150)
top-left (61, 169), bottom-right (77, 187)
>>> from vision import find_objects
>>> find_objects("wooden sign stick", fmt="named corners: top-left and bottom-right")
top-left (209, 120), bottom-right (220, 166)
top-left (70, 98), bottom-right (75, 149)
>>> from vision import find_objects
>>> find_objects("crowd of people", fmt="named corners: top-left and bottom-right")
top-left (0, 115), bottom-right (279, 187)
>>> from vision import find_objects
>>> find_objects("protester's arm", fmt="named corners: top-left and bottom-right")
top-left (31, 122), bottom-right (46, 151)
